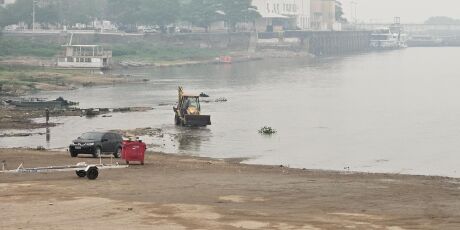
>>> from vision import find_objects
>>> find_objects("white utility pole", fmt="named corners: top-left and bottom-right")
top-left (32, 0), bottom-right (36, 32)
top-left (350, 1), bottom-right (357, 24)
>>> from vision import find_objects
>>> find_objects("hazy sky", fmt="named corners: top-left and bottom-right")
top-left (341, 0), bottom-right (460, 23)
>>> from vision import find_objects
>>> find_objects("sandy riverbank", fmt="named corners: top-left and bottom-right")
top-left (0, 107), bottom-right (153, 131)
top-left (0, 65), bottom-right (127, 96)
top-left (1, 149), bottom-right (459, 229)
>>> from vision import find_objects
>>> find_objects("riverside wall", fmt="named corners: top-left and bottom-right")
top-left (2, 32), bottom-right (252, 50)
top-left (2, 30), bottom-right (371, 56)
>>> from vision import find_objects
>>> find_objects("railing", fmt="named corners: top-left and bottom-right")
top-left (60, 50), bottom-right (112, 57)
top-left (67, 50), bottom-right (112, 57)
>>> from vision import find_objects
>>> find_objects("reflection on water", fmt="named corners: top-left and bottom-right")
top-left (44, 127), bottom-right (51, 149)
top-left (174, 127), bottom-right (211, 153)
top-left (46, 128), bottom-right (50, 143)
top-left (2, 48), bottom-right (460, 177)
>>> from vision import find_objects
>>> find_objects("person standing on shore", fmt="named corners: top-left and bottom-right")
top-left (45, 108), bottom-right (50, 125)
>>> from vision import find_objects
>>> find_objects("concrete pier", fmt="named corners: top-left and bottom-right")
top-left (258, 31), bottom-right (371, 56)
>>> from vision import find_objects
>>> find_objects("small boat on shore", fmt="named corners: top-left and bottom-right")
top-left (219, 56), bottom-right (233, 64)
top-left (6, 97), bottom-right (78, 109)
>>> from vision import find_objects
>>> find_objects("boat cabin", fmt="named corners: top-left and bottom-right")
top-left (57, 45), bottom-right (112, 69)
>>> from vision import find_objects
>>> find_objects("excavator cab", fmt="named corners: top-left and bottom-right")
top-left (174, 87), bottom-right (211, 127)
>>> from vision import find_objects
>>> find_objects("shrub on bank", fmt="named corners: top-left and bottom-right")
top-left (0, 38), bottom-right (60, 57)
top-left (110, 41), bottom-right (226, 61)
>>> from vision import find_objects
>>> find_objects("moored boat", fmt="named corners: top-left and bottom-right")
top-left (407, 35), bottom-right (443, 47)
top-left (370, 27), bottom-right (407, 50)
top-left (370, 17), bottom-right (407, 50)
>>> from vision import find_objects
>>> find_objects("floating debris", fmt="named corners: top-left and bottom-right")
top-left (258, 126), bottom-right (277, 135)
top-left (84, 108), bottom-right (100, 117)
top-left (113, 127), bottom-right (164, 138)
top-left (215, 97), bottom-right (228, 102)
top-left (200, 92), bottom-right (210, 97)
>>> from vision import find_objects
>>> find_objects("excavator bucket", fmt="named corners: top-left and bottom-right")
top-left (184, 115), bottom-right (211, 127)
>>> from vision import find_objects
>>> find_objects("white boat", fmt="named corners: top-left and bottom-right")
top-left (57, 45), bottom-right (112, 69)
top-left (370, 27), bottom-right (406, 50)
top-left (56, 34), bottom-right (112, 69)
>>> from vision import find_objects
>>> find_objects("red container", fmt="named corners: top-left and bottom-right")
top-left (122, 140), bottom-right (146, 165)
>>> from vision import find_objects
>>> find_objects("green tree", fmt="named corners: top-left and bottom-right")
top-left (0, 7), bottom-right (8, 29)
top-left (221, 0), bottom-right (259, 32)
top-left (335, 0), bottom-right (347, 23)
top-left (181, 0), bottom-right (222, 32)
top-left (36, 2), bottom-right (59, 26)
top-left (138, 0), bottom-right (179, 28)
top-left (56, 0), bottom-right (106, 26)
top-left (106, 0), bottom-right (180, 31)
top-left (425, 16), bottom-right (460, 25)
top-left (106, 0), bottom-right (143, 25)
top-left (0, 0), bottom-right (105, 28)
top-left (3, 0), bottom-right (33, 27)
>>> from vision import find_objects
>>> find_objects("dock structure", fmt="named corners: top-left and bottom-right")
top-left (257, 31), bottom-right (371, 56)
top-left (305, 31), bottom-right (371, 56)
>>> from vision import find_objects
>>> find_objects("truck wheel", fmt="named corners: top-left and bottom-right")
top-left (76, 170), bottom-right (86, 178)
top-left (87, 167), bottom-right (99, 180)
top-left (70, 151), bottom-right (78, 158)
top-left (175, 114), bottom-right (180, 125)
top-left (93, 147), bottom-right (102, 158)
top-left (114, 147), bottom-right (122, 158)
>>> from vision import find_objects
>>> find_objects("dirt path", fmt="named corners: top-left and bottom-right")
top-left (1, 149), bottom-right (460, 229)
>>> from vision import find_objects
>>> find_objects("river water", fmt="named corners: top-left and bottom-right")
top-left (2, 47), bottom-right (460, 177)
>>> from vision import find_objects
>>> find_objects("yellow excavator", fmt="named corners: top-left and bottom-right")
top-left (173, 87), bottom-right (211, 127)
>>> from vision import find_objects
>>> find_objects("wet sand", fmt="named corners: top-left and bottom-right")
top-left (1, 149), bottom-right (460, 229)
top-left (0, 107), bottom-right (152, 131)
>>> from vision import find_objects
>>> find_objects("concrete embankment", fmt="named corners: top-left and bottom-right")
top-left (2, 32), bottom-right (252, 50)
top-left (3, 31), bottom-right (371, 56)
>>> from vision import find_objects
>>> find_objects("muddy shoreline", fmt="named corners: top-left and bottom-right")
top-left (0, 106), bottom-right (153, 132)
top-left (1, 148), bottom-right (460, 229)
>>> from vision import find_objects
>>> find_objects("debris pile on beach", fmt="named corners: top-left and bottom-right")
top-left (258, 126), bottom-right (277, 135)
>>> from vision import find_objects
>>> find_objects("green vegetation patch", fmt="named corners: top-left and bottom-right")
top-left (110, 42), bottom-right (226, 62)
top-left (0, 67), bottom-right (76, 95)
top-left (0, 38), bottom-right (60, 57)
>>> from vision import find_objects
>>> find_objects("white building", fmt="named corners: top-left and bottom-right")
top-left (252, 0), bottom-right (311, 31)
top-left (0, 0), bottom-right (16, 7)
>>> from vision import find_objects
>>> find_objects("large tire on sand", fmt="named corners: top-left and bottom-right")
top-left (76, 170), bottom-right (86, 178)
top-left (114, 147), bottom-right (122, 158)
top-left (86, 167), bottom-right (99, 180)
top-left (70, 151), bottom-right (78, 158)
